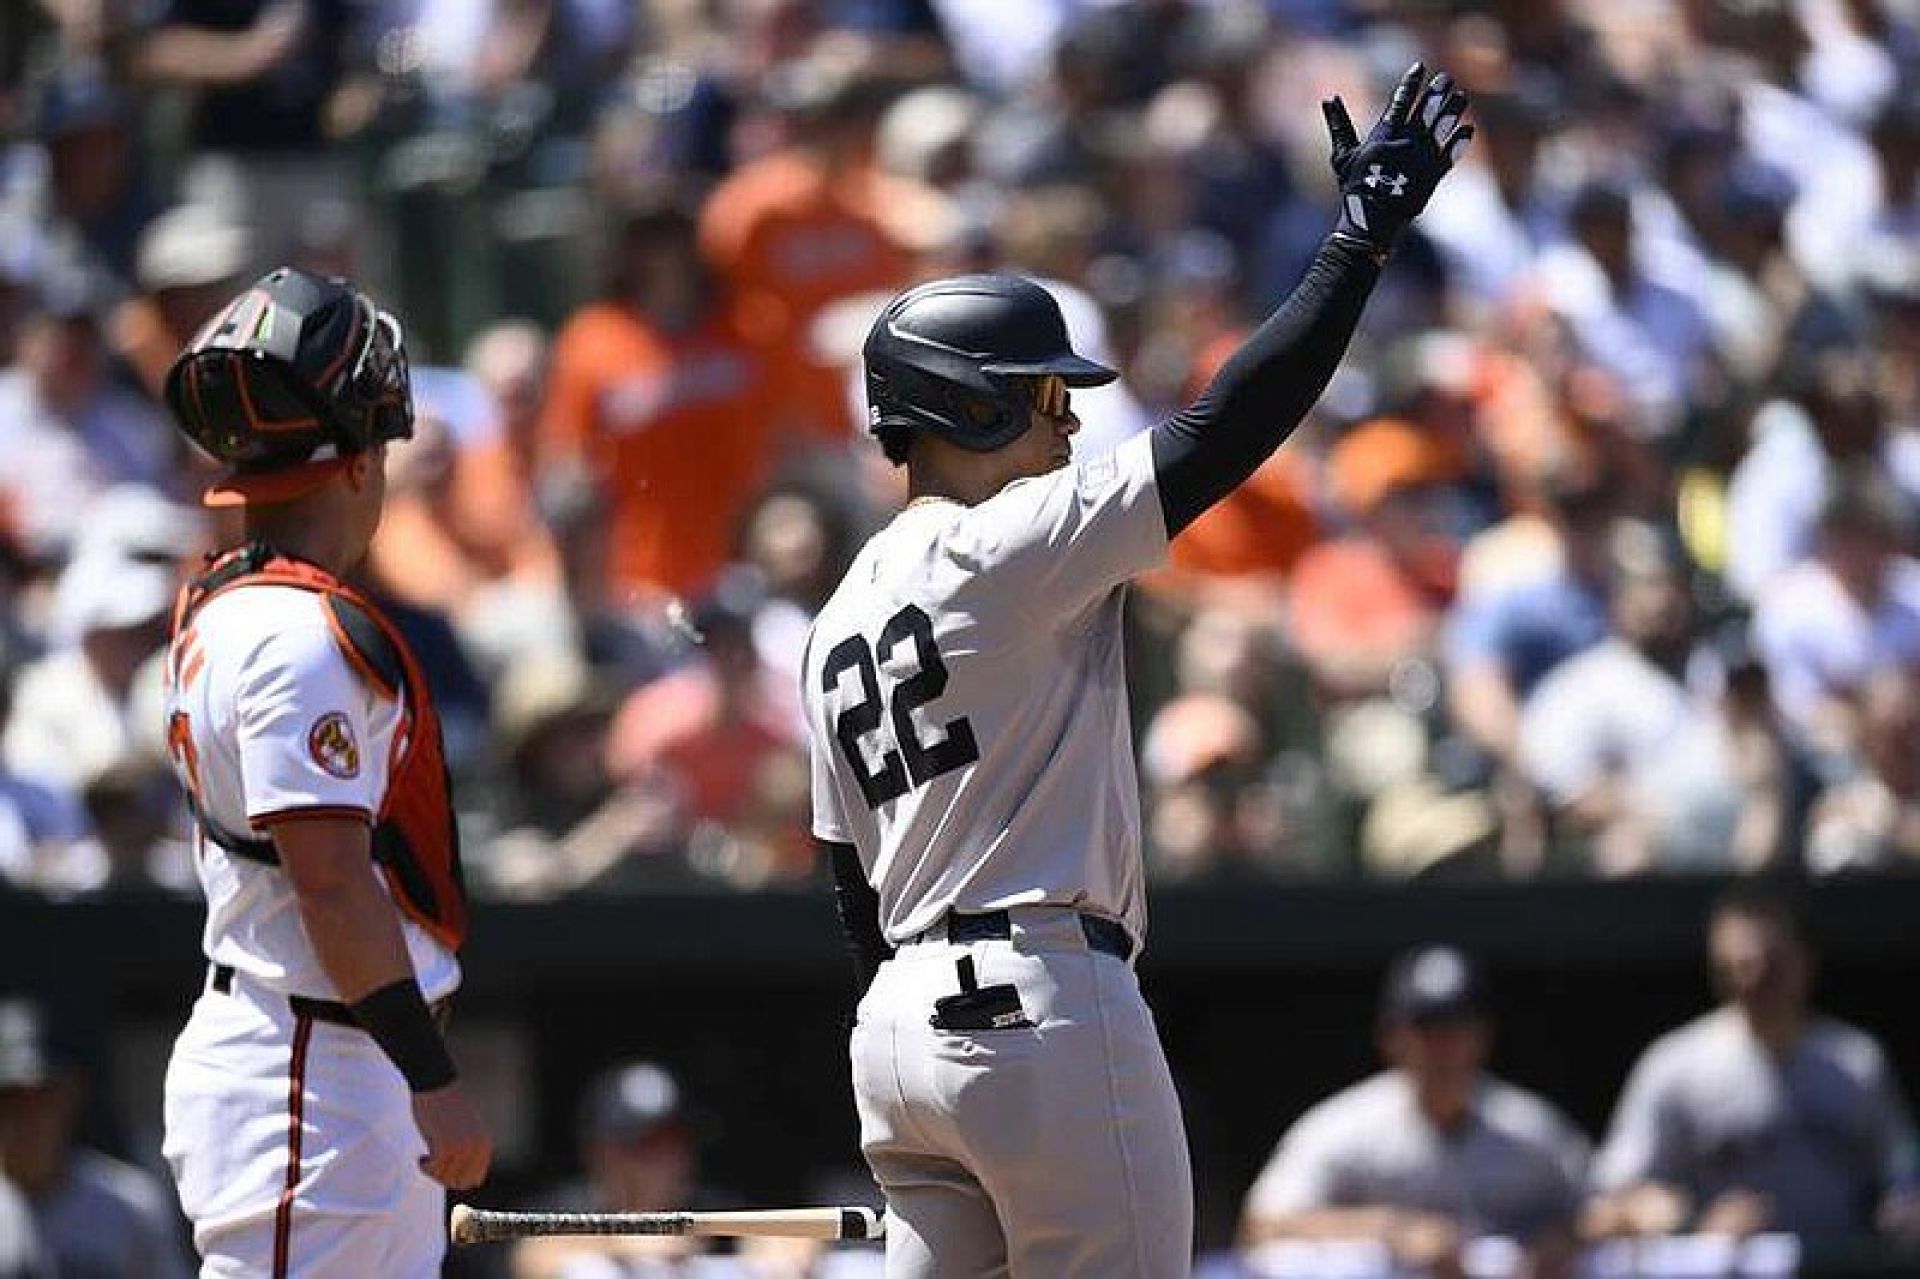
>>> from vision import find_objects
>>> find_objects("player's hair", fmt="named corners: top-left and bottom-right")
top-left (876, 423), bottom-right (913, 466)
top-left (1710, 880), bottom-right (1807, 944)
top-left (875, 387), bottom-right (1024, 467)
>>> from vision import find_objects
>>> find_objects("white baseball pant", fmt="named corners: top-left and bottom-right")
top-left (162, 970), bottom-right (444, 1278)
top-left (851, 906), bottom-right (1193, 1278)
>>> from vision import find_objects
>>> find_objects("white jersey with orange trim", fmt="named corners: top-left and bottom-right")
top-left (802, 431), bottom-right (1170, 945)
top-left (163, 583), bottom-right (459, 1002)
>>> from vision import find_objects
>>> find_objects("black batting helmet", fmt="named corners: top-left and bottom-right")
top-left (164, 267), bottom-right (413, 506)
top-left (863, 274), bottom-right (1116, 452)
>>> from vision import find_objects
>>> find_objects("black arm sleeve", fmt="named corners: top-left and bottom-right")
top-left (1150, 234), bottom-right (1383, 535)
top-left (823, 839), bottom-right (892, 997)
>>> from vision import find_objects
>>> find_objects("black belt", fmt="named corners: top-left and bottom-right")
top-left (934, 910), bottom-right (1135, 962)
top-left (211, 965), bottom-right (451, 1032)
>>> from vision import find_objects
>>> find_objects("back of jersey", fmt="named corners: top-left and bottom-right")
top-left (803, 434), bottom-right (1168, 944)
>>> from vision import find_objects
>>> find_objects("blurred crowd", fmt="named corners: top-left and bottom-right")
top-left (6, 0), bottom-right (1920, 902)
top-left (3, 886), bottom-right (1913, 1277)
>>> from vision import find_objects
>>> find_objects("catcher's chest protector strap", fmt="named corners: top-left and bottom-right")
top-left (174, 544), bottom-right (470, 950)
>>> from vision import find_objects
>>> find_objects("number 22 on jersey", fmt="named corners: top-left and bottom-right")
top-left (822, 604), bottom-right (979, 809)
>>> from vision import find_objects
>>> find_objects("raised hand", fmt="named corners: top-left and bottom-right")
top-left (1323, 62), bottom-right (1474, 257)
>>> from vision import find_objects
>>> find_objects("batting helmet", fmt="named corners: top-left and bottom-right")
top-left (862, 274), bottom-right (1116, 452)
top-left (164, 267), bottom-right (413, 506)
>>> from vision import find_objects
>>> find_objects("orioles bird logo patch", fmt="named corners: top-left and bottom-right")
top-left (308, 712), bottom-right (361, 780)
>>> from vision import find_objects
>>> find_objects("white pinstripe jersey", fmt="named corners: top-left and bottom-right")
top-left (803, 432), bottom-right (1169, 945)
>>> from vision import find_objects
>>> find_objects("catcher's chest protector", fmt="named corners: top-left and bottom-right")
top-left (172, 543), bottom-right (469, 950)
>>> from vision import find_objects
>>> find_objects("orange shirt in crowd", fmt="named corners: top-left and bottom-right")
top-left (1159, 330), bottom-right (1322, 586)
top-left (1286, 538), bottom-right (1443, 670)
top-left (699, 150), bottom-right (913, 443)
top-left (541, 302), bottom-right (771, 603)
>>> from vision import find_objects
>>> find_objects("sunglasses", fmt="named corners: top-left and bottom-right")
top-left (1030, 374), bottom-right (1071, 420)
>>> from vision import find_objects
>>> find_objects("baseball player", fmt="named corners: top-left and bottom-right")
top-left (156, 267), bottom-right (492, 1277)
top-left (802, 65), bottom-right (1471, 1277)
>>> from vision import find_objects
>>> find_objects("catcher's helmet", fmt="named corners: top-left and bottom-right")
top-left (863, 274), bottom-right (1116, 452)
top-left (164, 267), bottom-right (413, 505)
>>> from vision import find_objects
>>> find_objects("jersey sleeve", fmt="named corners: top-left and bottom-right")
top-left (233, 617), bottom-right (382, 826)
top-left (1590, 1039), bottom-right (1688, 1193)
top-left (1242, 1105), bottom-right (1348, 1219)
top-left (809, 735), bottom-right (853, 843)
top-left (962, 431), bottom-right (1169, 625)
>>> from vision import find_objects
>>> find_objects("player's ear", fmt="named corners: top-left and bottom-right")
top-left (344, 445), bottom-right (383, 492)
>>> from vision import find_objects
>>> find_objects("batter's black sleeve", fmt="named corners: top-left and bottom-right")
top-left (1150, 234), bottom-right (1382, 535)
top-left (822, 839), bottom-right (892, 997)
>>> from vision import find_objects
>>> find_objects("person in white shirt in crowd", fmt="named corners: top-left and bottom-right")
top-left (0, 277), bottom-right (175, 564)
top-left (0, 1171), bottom-right (47, 1279)
top-left (1241, 946), bottom-right (1590, 1279)
top-left (1724, 346), bottom-right (1917, 606)
top-left (1587, 886), bottom-right (1920, 1244)
top-left (1751, 464), bottom-right (1920, 761)
top-left (1519, 522), bottom-right (1795, 874)
top-left (1805, 666), bottom-right (1920, 873)
top-left (0, 664), bottom-right (88, 891)
top-left (1, 551), bottom-right (175, 794)
top-left (1528, 178), bottom-right (1713, 439)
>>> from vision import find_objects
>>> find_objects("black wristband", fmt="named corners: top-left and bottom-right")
top-left (350, 978), bottom-right (457, 1092)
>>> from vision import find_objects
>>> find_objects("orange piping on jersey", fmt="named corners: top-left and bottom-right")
top-left (180, 645), bottom-right (206, 692)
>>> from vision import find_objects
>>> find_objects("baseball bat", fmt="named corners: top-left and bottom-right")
top-left (448, 1203), bottom-right (885, 1246)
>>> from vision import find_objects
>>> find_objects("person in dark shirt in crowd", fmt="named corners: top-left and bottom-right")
top-left (1587, 886), bottom-right (1920, 1243)
top-left (0, 998), bottom-right (191, 1278)
top-left (1241, 946), bottom-right (1589, 1279)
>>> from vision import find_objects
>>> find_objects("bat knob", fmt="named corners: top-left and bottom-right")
top-left (846, 1206), bottom-right (886, 1241)
top-left (449, 1203), bottom-right (476, 1245)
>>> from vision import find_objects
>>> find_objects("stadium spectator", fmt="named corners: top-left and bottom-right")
top-left (1751, 465), bottom-right (1920, 761)
top-left (112, 202), bottom-right (253, 404)
top-left (1518, 523), bottom-right (1793, 874)
top-left (133, 0), bottom-right (367, 270)
top-left (698, 55), bottom-right (915, 444)
top-left (543, 186), bottom-right (773, 607)
top-left (1527, 177), bottom-right (1713, 439)
top-left (1286, 417), bottom-right (1460, 701)
top-left (1587, 887), bottom-right (1920, 1243)
top-left (509, 1059), bottom-right (721, 1279)
top-left (0, 998), bottom-right (191, 1278)
top-left (1806, 667), bottom-right (1920, 873)
top-left (448, 322), bottom-right (568, 654)
top-left (1724, 348), bottom-right (1906, 606)
top-left (1446, 469), bottom-right (1622, 715)
top-left (478, 650), bottom-right (680, 899)
top-left (0, 1168), bottom-right (45, 1279)
top-left (606, 576), bottom-right (806, 882)
top-left (1240, 945), bottom-right (1590, 1278)
top-left (19, 62), bottom-right (156, 294)
top-left (0, 674), bottom-right (87, 892)
top-left (0, 278), bottom-right (176, 562)
top-left (59, 757), bottom-right (195, 897)
top-left (0, 552), bottom-right (173, 793)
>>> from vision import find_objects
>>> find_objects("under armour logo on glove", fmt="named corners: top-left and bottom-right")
top-left (1323, 63), bottom-right (1473, 258)
top-left (1363, 165), bottom-right (1410, 197)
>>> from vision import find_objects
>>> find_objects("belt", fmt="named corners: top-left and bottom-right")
top-left (211, 965), bottom-right (451, 1032)
top-left (928, 910), bottom-right (1135, 962)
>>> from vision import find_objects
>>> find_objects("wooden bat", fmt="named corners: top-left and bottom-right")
top-left (449, 1203), bottom-right (886, 1246)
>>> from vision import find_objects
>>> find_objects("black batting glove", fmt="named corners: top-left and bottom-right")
top-left (1324, 62), bottom-right (1474, 259)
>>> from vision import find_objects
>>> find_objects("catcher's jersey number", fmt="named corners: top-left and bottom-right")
top-left (823, 604), bottom-right (979, 808)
